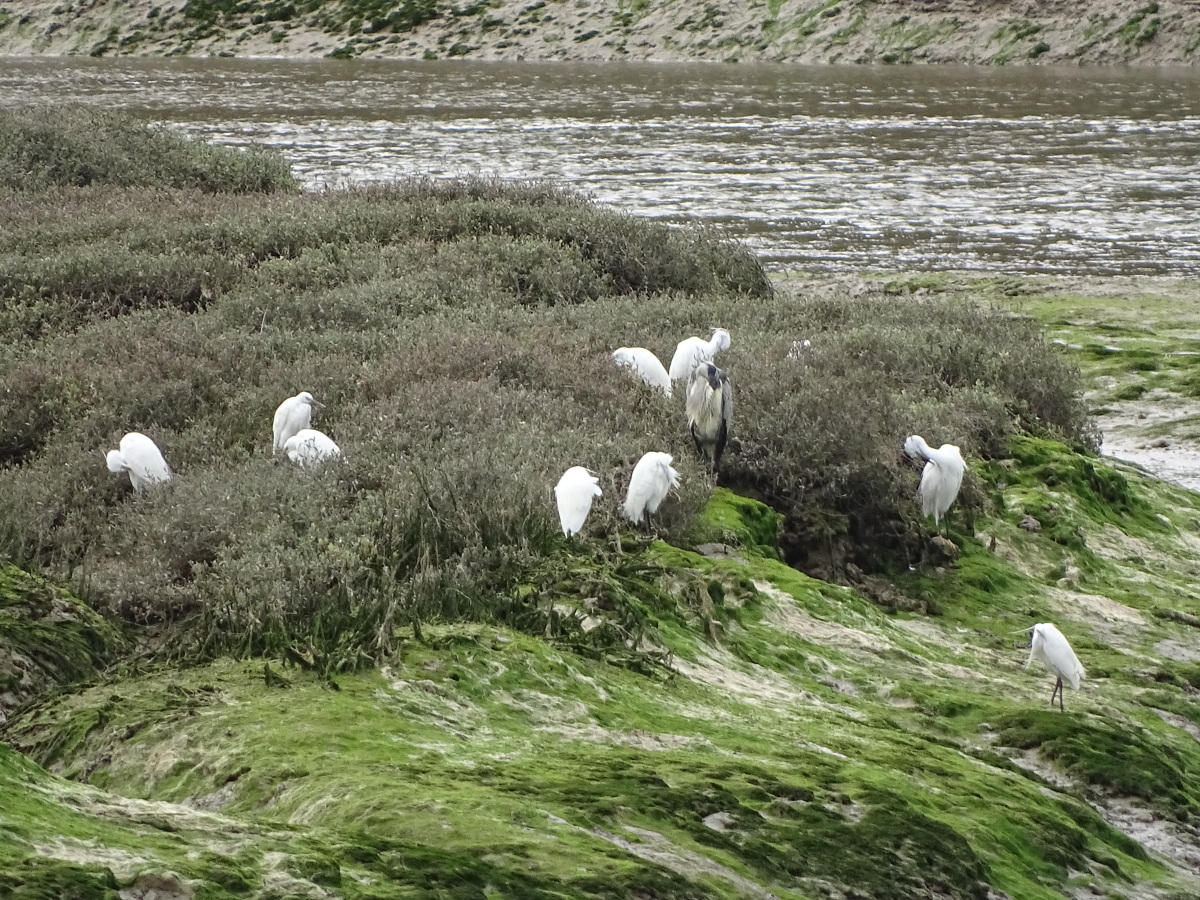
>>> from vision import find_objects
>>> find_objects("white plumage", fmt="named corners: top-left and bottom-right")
top-left (686, 362), bottom-right (732, 473)
top-left (105, 432), bottom-right (172, 491)
top-left (554, 466), bottom-right (603, 537)
top-left (622, 452), bottom-right (680, 527)
top-left (273, 391), bottom-right (324, 454)
top-left (904, 434), bottom-right (965, 527)
top-left (1025, 622), bottom-right (1085, 711)
top-left (668, 328), bottom-right (731, 383)
top-left (283, 428), bottom-right (341, 467)
top-left (613, 347), bottom-right (672, 397)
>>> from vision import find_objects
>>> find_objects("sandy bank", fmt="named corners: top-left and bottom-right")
top-left (0, 0), bottom-right (1197, 64)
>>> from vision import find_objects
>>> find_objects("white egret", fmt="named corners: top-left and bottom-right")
top-left (554, 466), bottom-right (603, 537)
top-left (668, 328), bottom-right (730, 383)
top-left (1024, 622), bottom-right (1085, 712)
top-left (273, 391), bottom-right (324, 454)
top-left (686, 362), bottom-right (732, 474)
top-left (622, 452), bottom-right (680, 528)
top-left (105, 432), bottom-right (172, 491)
top-left (613, 347), bottom-right (672, 397)
top-left (283, 428), bottom-right (341, 467)
top-left (904, 434), bottom-right (965, 527)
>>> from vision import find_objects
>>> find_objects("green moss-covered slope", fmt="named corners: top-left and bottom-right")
top-left (0, 565), bottom-right (125, 719)
top-left (6, 434), bottom-right (1200, 898)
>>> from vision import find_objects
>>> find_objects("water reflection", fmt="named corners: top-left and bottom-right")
top-left (3, 58), bottom-right (1200, 274)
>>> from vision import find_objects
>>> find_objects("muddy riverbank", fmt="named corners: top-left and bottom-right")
top-left (1, 0), bottom-right (1197, 64)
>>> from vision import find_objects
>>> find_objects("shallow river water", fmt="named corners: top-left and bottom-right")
top-left (3, 58), bottom-right (1200, 274)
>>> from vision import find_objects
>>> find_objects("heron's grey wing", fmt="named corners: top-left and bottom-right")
top-left (721, 376), bottom-right (733, 435)
top-left (707, 378), bottom-right (729, 468)
top-left (684, 368), bottom-right (704, 429)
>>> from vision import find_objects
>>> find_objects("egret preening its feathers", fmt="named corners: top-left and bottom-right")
top-left (273, 391), bottom-right (324, 454)
top-left (1024, 622), bottom-right (1085, 711)
top-left (686, 362), bottom-right (732, 473)
top-left (613, 347), bottom-right (672, 397)
top-left (623, 452), bottom-right (680, 528)
top-left (105, 432), bottom-right (172, 491)
top-left (283, 429), bottom-right (341, 467)
top-left (555, 466), bottom-right (603, 537)
top-left (904, 434), bottom-right (965, 527)
top-left (669, 328), bottom-right (730, 383)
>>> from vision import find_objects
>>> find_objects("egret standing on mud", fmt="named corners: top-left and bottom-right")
top-left (904, 435), bottom-right (965, 527)
top-left (283, 429), bottom-right (341, 467)
top-left (686, 362), bottom-right (732, 474)
top-left (623, 452), bottom-right (680, 529)
top-left (669, 328), bottom-right (730, 384)
top-left (554, 466), bottom-right (603, 537)
top-left (273, 391), bottom-right (324, 454)
top-left (613, 347), bottom-right (672, 397)
top-left (1023, 622), bottom-right (1085, 712)
top-left (105, 432), bottom-right (172, 491)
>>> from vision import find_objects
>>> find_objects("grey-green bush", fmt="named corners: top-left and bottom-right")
top-left (0, 106), bottom-right (297, 193)
top-left (0, 120), bottom-right (1090, 667)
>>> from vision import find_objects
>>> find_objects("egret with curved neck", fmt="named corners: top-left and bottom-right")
top-left (669, 328), bottom-right (730, 383)
top-left (105, 432), bottom-right (172, 491)
top-left (613, 347), bottom-right (672, 397)
top-left (904, 434), bottom-right (964, 528)
top-left (1023, 622), bottom-right (1085, 712)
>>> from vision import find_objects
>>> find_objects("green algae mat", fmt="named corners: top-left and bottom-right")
top-left (4, 441), bottom-right (1200, 898)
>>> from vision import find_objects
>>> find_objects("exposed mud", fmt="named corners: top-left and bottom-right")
top-left (1006, 749), bottom-right (1200, 892)
top-left (1099, 403), bottom-right (1200, 494)
top-left (756, 580), bottom-right (893, 653)
top-left (591, 825), bottom-right (783, 900)
top-left (1101, 798), bottom-right (1200, 880)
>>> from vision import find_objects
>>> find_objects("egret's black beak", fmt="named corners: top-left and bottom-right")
top-left (309, 398), bottom-right (325, 409)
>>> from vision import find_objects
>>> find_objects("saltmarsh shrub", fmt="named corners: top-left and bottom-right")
top-left (0, 247), bottom-right (242, 338)
top-left (0, 107), bottom-right (297, 193)
top-left (0, 180), bottom-right (769, 342)
top-left (722, 294), bottom-right (1091, 573)
top-left (0, 141), bottom-right (1089, 665)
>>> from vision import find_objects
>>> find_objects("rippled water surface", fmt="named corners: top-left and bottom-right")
top-left (4, 58), bottom-right (1200, 274)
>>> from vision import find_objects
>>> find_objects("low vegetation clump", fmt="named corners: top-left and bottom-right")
top-left (0, 106), bottom-right (297, 193)
top-left (0, 110), bottom-right (1092, 669)
top-left (724, 297), bottom-right (1094, 573)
